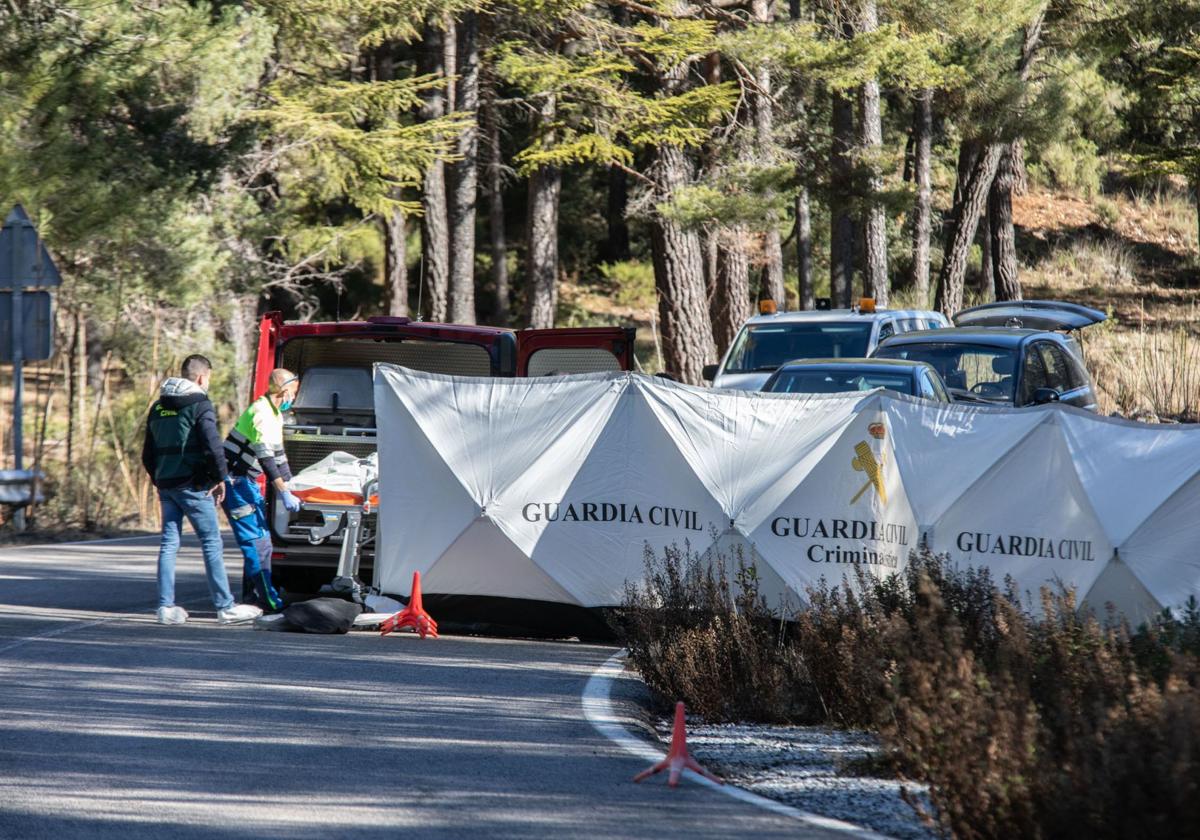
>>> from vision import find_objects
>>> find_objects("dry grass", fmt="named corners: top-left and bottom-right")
top-left (1086, 319), bottom-right (1200, 421)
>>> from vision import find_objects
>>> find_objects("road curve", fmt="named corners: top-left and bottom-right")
top-left (0, 536), bottom-right (848, 839)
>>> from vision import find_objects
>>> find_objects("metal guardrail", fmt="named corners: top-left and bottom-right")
top-left (0, 469), bottom-right (45, 506)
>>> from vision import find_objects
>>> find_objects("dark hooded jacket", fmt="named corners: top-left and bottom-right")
top-left (141, 377), bottom-right (228, 490)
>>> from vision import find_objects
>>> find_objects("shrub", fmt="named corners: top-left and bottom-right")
top-left (1095, 196), bottom-right (1121, 227)
top-left (617, 542), bottom-right (804, 723)
top-left (599, 260), bottom-right (656, 311)
top-left (618, 544), bottom-right (1200, 838)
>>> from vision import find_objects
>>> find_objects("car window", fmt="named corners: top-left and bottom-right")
top-left (923, 369), bottom-right (950, 401)
top-left (878, 322), bottom-right (896, 341)
top-left (1037, 343), bottom-right (1075, 393)
top-left (873, 342), bottom-right (1017, 401)
top-left (924, 318), bottom-right (944, 330)
top-left (1019, 346), bottom-right (1050, 404)
top-left (766, 370), bottom-right (915, 396)
top-left (1061, 339), bottom-right (1089, 389)
top-left (901, 319), bottom-right (924, 332)
top-left (724, 323), bottom-right (873, 373)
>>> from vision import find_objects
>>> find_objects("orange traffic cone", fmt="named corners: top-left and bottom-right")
top-left (380, 571), bottom-right (438, 639)
top-left (633, 701), bottom-right (722, 787)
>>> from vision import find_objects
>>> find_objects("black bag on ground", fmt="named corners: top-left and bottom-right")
top-left (280, 598), bottom-right (364, 634)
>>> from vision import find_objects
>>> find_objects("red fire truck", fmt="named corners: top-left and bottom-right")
top-left (249, 312), bottom-right (636, 592)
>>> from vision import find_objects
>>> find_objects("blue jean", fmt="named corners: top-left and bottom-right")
top-left (157, 487), bottom-right (235, 610)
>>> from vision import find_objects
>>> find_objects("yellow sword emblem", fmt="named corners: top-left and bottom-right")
top-left (850, 441), bottom-right (887, 505)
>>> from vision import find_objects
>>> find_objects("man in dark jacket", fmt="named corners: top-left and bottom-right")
top-left (142, 355), bottom-right (261, 626)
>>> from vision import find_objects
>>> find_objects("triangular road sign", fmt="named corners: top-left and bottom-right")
top-left (0, 205), bottom-right (62, 287)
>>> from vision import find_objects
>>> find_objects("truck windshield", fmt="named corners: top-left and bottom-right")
top-left (767, 370), bottom-right (914, 395)
top-left (723, 323), bottom-right (873, 373)
top-left (874, 342), bottom-right (1017, 401)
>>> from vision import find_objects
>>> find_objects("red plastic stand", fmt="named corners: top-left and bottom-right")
top-left (380, 571), bottom-right (438, 639)
top-left (633, 701), bottom-right (723, 787)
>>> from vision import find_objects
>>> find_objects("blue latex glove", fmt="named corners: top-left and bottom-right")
top-left (280, 490), bottom-right (302, 513)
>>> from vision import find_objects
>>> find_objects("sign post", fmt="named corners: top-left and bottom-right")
top-left (0, 206), bottom-right (61, 530)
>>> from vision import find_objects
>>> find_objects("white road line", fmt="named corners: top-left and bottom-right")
top-left (581, 649), bottom-right (892, 839)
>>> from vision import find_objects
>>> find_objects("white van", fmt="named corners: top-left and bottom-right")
top-left (703, 304), bottom-right (949, 391)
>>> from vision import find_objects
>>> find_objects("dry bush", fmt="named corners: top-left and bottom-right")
top-left (617, 542), bottom-right (804, 723)
top-left (619, 545), bottom-right (1200, 838)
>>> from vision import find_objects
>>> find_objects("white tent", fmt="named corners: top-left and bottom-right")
top-left (374, 365), bottom-right (1200, 624)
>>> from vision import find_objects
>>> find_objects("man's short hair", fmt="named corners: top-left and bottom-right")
top-left (181, 354), bottom-right (213, 382)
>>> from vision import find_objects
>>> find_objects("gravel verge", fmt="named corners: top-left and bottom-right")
top-left (651, 717), bottom-right (937, 840)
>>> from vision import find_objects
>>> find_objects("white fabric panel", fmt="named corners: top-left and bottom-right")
top-left (637, 378), bottom-right (866, 531)
top-left (1121, 472), bottom-right (1200, 612)
top-left (512, 380), bottom-right (727, 605)
top-left (885, 397), bottom-right (1045, 527)
top-left (373, 365), bottom-right (1200, 617)
top-left (423, 518), bottom-right (582, 604)
top-left (373, 369), bottom-right (482, 595)
top-left (748, 404), bottom-right (920, 596)
top-left (1058, 411), bottom-right (1200, 546)
top-left (928, 422), bottom-right (1113, 603)
top-left (1082, 556), bottom-right (1164, 627)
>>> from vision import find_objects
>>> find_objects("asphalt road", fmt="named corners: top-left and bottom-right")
top-left (0, 535), bottom-right (848, 839)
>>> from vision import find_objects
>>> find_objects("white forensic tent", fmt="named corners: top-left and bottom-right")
top-left (374, 365), bottom-right (1200, 623)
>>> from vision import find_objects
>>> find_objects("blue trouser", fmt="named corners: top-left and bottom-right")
top-left (221, 475), bottom-right (282, 610)
top-left (157, 487), bottom-right (235, 611)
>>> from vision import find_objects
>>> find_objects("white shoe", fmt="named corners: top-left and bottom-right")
top-left (218, 604), bottom-right (263, 625)
top-left (156, 606), bottom-right (188, 625)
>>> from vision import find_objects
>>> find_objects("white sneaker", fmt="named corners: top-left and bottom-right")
top-left (218, 604), bottom-right (263, 625)
top-left (156, 606), bottom-right (188, 625)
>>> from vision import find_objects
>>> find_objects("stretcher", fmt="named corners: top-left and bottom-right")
top-left (284, 451), bottom-right (379, 603)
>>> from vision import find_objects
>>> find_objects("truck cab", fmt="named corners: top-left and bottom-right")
top-left (249, 313), bottom-right (635, 590)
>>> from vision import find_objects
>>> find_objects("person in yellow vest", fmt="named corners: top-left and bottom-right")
top-left (221, 368), bottom-right (302, 611)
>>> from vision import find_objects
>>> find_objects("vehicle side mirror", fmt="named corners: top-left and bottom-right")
top-left (701, 364), bottom-right (718, 381)
top-left (1032, 387), bottom-right (1061, 405)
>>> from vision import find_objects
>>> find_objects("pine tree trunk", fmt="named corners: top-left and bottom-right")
top-left (909, 89), bottom-right (933, 306)
top-left (482, 70), bottom-right (509, 325)
top-left (525, 95), bottom-right (560, 329)
top-left (858, 0), bottom-right (888, 305)
top-left (419, 21), bottom-right (449, 321)
top-left (603, 166), bottom-right (631, 263)
top-left (751, 0), bottom-right (785, 305)
top-left (224, 294), bottom-right (258, 411)
top-left (384, 208), bottom-right (408, 316)
top-left (375, 46), bottom-right (408, 318)
top-left (711, 230), bottom-right (752, 355)
top-left (830, 91), bottom-right (855, 308)
top-left (651, 141), bottom-right (716, 384)
top-left (526, 167), bottom-right (560, 329)
top-left (935, 141), bottom-right (1005, 316)
top-left (990, 143), bottom-right (1022, 302)
top-left (703, 230), bottom-right (719, 307)
top-left (979, 201), bottom-right (994, 302)
top-left (795, 188), bottom-right (814, 309)
top-left (448, 13), bottom-right (479, 324)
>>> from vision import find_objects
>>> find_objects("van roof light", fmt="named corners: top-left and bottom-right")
top-left (759, 299), bottom-right (778, 315)
top-left (859, 297), bottom-right (876, 314)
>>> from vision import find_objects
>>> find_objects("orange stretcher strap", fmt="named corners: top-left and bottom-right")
top-left (292, 487), bottom-right (380, 507)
